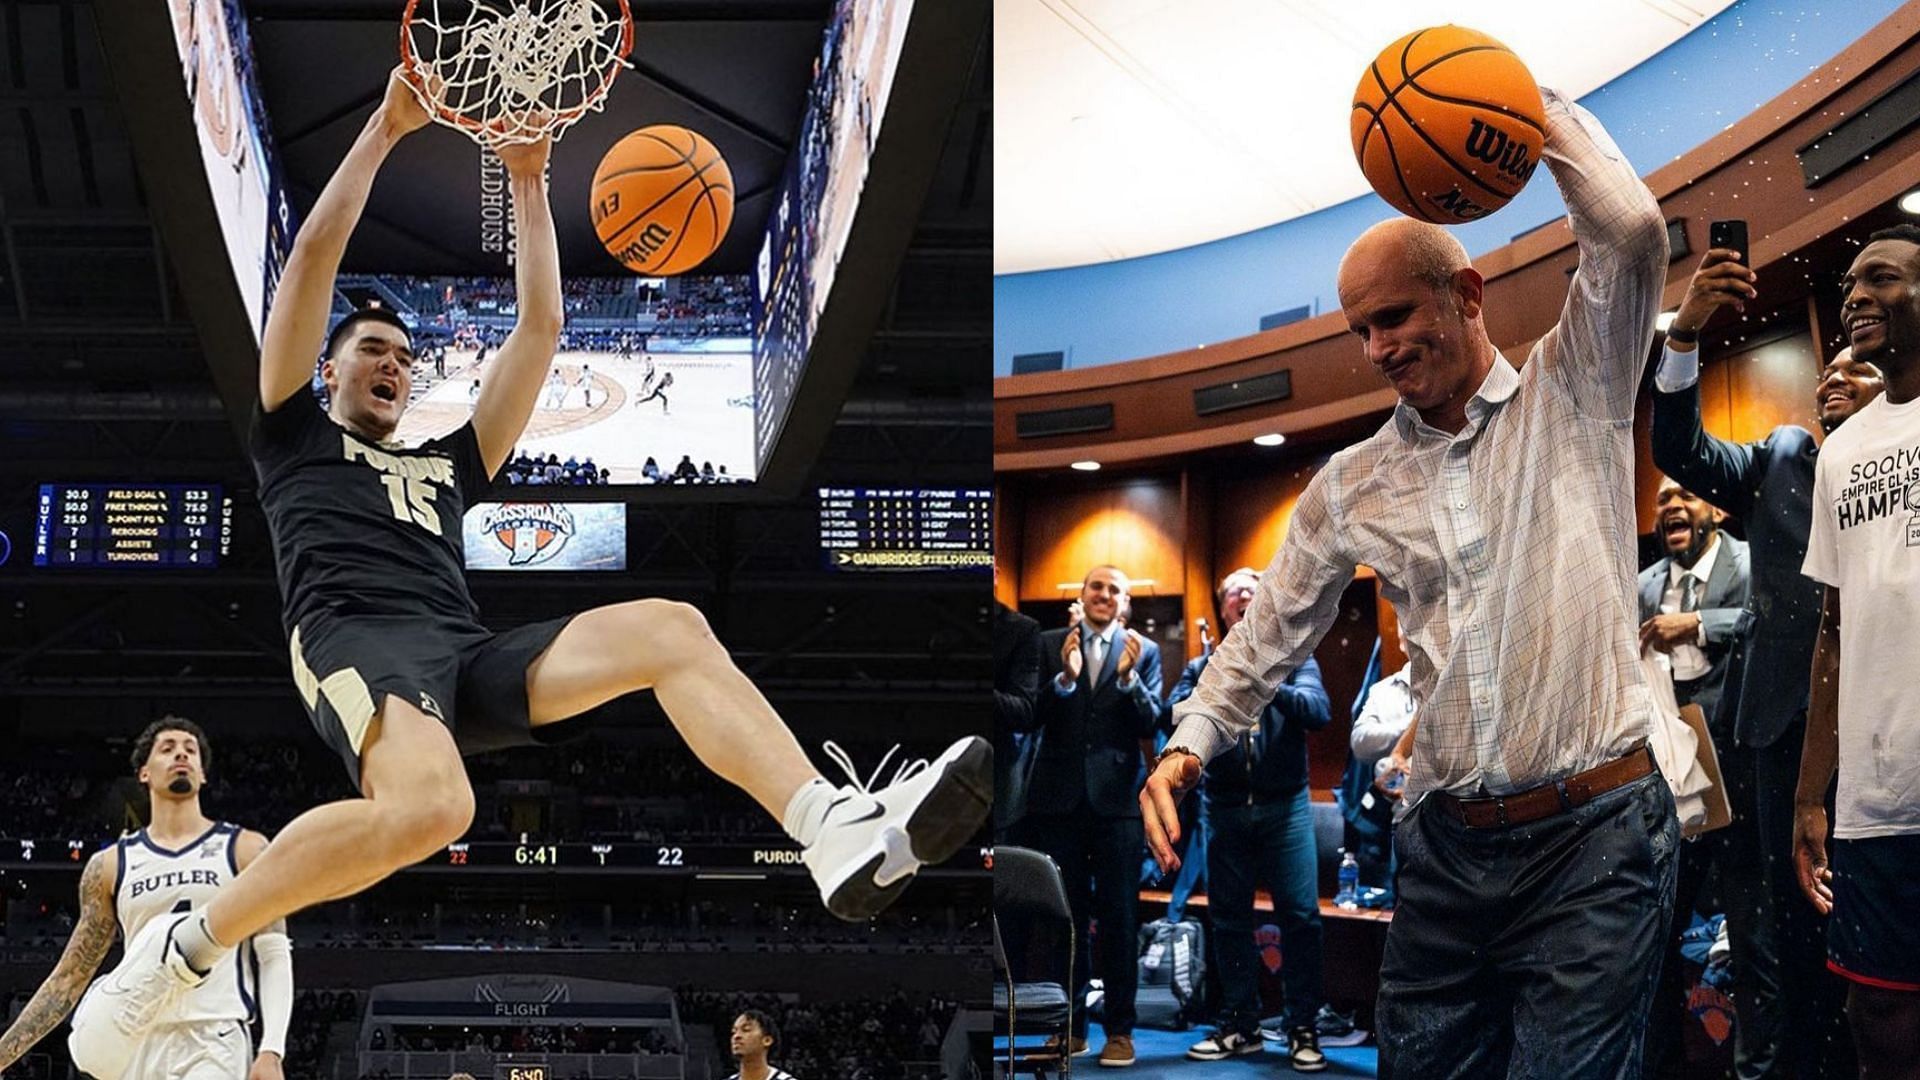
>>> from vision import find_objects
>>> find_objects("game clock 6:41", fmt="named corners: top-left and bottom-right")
top-left (496, 1066), bottom-right (547, 1080)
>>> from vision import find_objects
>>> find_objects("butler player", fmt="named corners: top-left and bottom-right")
top-left (0, 717), bottom-right (292, 1080)
top-left (91, 69), bottom-right (989, 1053)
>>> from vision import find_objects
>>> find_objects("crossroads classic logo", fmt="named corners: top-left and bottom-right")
top-left (482, 502), bottom-right (577, 566)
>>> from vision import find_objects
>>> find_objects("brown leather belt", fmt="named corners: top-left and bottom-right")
top-left (1432, 744), bottom-right (1655, 829)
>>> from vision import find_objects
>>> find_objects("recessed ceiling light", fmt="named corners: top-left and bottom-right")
top-left (1253, 433), bottom-right (1286, 447)
top-left (1655, 311), bottom-right (1677, 331)
top-left (1070, 460), bottom-right (1101, 472)
top-left (1901, 189), bottom-right (1920, 215)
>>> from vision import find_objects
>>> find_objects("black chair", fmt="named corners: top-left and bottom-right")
top-left (993, 845), bottom-right (1075, 1078)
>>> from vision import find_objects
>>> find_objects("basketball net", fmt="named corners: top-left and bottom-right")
top-left (400, 0), bottom-right (634, 146)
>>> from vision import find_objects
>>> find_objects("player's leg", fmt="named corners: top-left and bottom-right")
top-left (519, 598), bottom-right (990, 918)
top-left (1849, 984), bottom-right (1920, 1080)
top-left (198, 697), bottom-right (472, 948)
top-left (525, 599), bottom-right (815, 815)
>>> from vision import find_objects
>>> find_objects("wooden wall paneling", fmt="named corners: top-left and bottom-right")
top-left (1307, 578), bottom-right (1384, 793)
top-left (1180, 469), bottom-right (1217, 665)
top-left (993, 481), bottom-right (1022, 607)
top-left (1634, 390), bottom-right (1663, 536)
top-left (1212, 459), bottom-right (1322, 578)
top-left (1725, 330), bottom-right (1817, 444)
top-left (1374, 588), bottom-right (1404, 675)
top-left (1018, 477), bottom-right (1185, 601)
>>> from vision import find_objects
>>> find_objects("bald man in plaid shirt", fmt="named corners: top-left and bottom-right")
top-left (1143, 88), bottom-right (1674, 1078)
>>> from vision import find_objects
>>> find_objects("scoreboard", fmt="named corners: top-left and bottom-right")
top-left (819, 488), bottom-right (991, 570)
top-left (3, 837), bottom-right (990, 876)
top-left (35, 484), bottom-right (232, 567)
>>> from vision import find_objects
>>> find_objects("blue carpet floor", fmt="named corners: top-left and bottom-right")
top-left (1000, 1021), bottom-right (1378, 1077)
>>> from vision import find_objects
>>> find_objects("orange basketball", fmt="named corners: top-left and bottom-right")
top-left (590, 125), bottom-right (735, 275)
top-left (1350, 26), bottom-right (1545, 225)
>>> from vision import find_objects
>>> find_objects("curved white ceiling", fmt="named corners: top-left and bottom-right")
top-left (994, 0), bottom-right (1738, 274)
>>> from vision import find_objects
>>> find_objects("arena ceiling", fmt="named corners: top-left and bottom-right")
top-left (993, 0), bottom-right (1738, 274)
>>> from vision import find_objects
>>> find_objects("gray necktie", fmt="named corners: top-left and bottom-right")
top-left (1680, 572), bottom-right (1700, 614)
top-left (1088, 633), bottom-right (1106, 679)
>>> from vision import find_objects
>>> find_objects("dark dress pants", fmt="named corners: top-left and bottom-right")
top-left (1026, 803), bottom-right (1145, 1038)
top-left (1377, 771), bottom-right (1678, 1079)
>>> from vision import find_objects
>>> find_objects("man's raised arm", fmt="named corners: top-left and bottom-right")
top-left (1534, 87), bottom-right (1668, 421)
top-left (259, 69), bottom-right (431, 412)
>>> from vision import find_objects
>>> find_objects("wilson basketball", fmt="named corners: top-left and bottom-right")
top-left (590, 125), bottom-right (735, 275)
top-left (1350, 26), bottom-right (1545, 225)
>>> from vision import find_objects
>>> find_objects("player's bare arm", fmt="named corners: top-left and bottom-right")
top-left (469, 135), bottom-right (564, 476)
top-left (1795, 585), bottom-right (1842, 915)
top-left (259, 68), bottom-right (432, 412)
top-left (0, 851), bottom-right (117, 1069)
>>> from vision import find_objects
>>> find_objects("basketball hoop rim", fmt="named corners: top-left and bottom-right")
top-left (397, 0), bottom-right (636, 144)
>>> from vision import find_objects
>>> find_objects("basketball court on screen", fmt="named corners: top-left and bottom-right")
top-left (395, 344), bottom-right (755, 484)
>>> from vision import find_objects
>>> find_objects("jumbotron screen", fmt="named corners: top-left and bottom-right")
top-left (819, 487), bottom-right (991, 571)
top-left (34, 484), bottom-right (232, 568)
top-left (339, 272), bottom-right (755, 486)
top-left (753, 0), bottom-right (918, 473)
top-left (168, 0), bottom-right (294, 341)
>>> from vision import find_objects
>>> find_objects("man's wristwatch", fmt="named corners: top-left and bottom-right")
top-left (1156, 745), bottom-right (1201, 771)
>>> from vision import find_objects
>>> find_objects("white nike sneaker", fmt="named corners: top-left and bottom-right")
top-left (805, 736), bottom-right (993, 921)
top-left (69, 913), bottom-right (204, 1079)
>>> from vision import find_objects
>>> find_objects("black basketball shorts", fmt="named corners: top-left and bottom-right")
top-left (287, 611), bottom-right (576, 790)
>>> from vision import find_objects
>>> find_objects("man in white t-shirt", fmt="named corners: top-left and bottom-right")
top-left (1797, 223), bottom-right (1920, 1063)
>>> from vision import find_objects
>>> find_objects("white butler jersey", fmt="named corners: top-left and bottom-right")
top-left (113, 823), bottom-right (255, 1024)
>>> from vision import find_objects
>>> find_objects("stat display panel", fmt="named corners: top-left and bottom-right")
top-left (35, 484), bottom-right (232, 568)
top-left (819, 488), bottom-right (990, 571)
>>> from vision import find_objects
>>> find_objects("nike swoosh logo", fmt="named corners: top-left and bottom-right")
top-left (846, 805), bottom-right (885, 824)
top-left (215, 1028), bottom-right (235, 1038)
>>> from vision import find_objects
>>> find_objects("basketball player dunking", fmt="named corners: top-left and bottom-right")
top-left (1, 718), bottom-right (291, 1080)
top-left (90, 68), bottom-right (989, 1056)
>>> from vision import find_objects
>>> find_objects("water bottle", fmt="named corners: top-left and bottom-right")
top-left (1335, 850), bottom-right (1360, 910)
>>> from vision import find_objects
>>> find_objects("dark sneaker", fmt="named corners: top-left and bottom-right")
top-left (1313, 1004), bottom-right (1368, 1047)
top-left (1186, 1028), bottom-right (1262, 1061)
top-left (1287, 1025), bottom-right (1328, 1072)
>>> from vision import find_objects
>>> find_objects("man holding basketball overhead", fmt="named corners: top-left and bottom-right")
top-left (91, 67), bottom-right (989, 1055)
top-left (1144, 86), bottom-right (1672, 1077)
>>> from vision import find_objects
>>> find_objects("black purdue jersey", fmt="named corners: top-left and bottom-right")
top-left (249, 388), bottom-right (492, 632)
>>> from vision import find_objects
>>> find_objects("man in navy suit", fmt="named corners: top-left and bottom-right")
top-left (1640, 474), bottom-right (1752, 1076)
top-left (1651, 248), bottom-right (1881, 1079)
top-left (1027, 564), bottom-right (1163, 1068)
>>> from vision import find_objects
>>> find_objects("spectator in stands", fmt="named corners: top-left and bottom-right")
top-left (643, 457), bottom-right (662, 483)
top-left (1175, 567), bottom-right (1331, 1069)
top-left (701, 461), bottom-right (717, 483)
top-left (671, 455), bottom-right (699, 484)
top-left (728, 1010), bottom-right (796, 1080)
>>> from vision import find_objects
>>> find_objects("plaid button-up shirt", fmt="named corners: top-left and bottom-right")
top-left (1168, 90), bottom-right (1668, 800)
